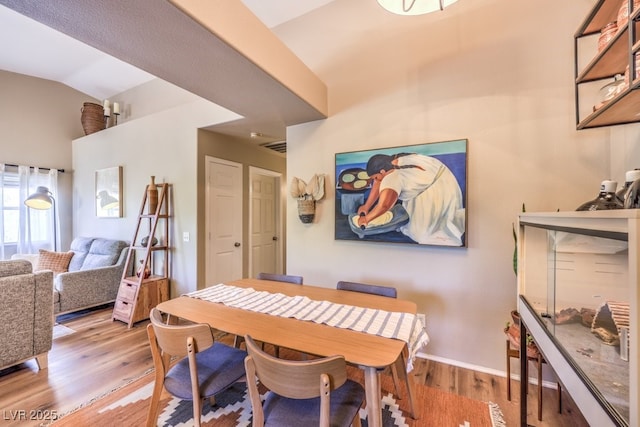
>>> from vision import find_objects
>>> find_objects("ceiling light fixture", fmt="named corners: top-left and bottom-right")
top-left (376, 0), bottom-right (458, 15)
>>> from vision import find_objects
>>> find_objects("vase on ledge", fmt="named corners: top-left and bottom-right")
top-left (147, 176), bottom-right (158, 214)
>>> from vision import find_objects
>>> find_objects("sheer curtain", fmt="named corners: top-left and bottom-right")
top-left (0, 165), bottom-right (5, 259)
top-left (19, 166), bottom-right (59, 253)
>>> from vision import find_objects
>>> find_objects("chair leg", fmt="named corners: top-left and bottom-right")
top-left (233, 335), bottom-right (243, 348)
top-left (236, 335), bottom-right (271, 353)
top-left (145, 377), bottom-right (165, 427)
top-left (193, 397), bottom-right (203, 427)
top-left (35, 353), bottom-right (48, 370)
top-left (396, 350), bottom-right (417, 419)
top-left (389, 362), bottom-right (403, 398)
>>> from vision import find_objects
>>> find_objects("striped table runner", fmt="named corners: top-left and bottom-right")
top-left (185, 283), bottom-right (430, 371)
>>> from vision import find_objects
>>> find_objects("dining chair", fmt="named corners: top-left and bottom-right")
top-left (256, 272), bottom-right (304, 285)
top-left (336, 280), bottom-right (397, 298)
top-left (145, 308), bottom-right (247, 427)
top-left (336, 280), bottom-right (416, 419)
top-left (243, 334), bottom-right (365, 427)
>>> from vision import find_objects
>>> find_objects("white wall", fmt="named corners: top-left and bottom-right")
top-left (103, 78), bottom-right (205, 125)
top-left (72, 92), bottom-right (239, 297)
top-left (611, 123), bottom-right (640, 177)
top-left (281, 0), bottom-right (640, 372)
top-left (0, 70), bottom-right (91, 250)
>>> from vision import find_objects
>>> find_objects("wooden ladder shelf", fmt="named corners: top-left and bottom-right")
top-left (112, 182), bottom-right (170, 328)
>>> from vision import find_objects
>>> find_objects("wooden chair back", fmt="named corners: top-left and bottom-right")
top-left (336, 281), bottom-right (397, 298)
top-left (244, 335), bottom-right (347, 399)
top-left (256, 272), bottom-right (303, 285)
top-left (149, 308), bottom-right (214, 358)
top-left (146, 308), bottom-right (243, 427)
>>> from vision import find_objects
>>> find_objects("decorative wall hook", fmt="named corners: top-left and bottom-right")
top-left (290, 174), bottom-right (325, 223)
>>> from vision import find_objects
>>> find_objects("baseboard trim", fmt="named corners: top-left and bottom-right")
top-left (416, 351), bottom-right (560, 389)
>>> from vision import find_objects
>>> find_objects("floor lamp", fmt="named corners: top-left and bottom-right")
top-left (24, 186), bottom-right (57, 251)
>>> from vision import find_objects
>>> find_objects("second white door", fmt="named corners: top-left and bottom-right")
top-left (249, 168), bottom-right (280, 277)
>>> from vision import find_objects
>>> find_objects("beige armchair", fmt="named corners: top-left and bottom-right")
top-left (0, 259), bottom-right (54, 371)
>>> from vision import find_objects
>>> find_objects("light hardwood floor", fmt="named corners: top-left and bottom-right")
top-left (0, 306), bottom-right (589, 426)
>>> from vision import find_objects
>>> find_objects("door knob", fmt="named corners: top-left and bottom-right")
top-left (234, 242), bottom-right (241, 247)
top-left (272, 236), bottom-right (278, 241)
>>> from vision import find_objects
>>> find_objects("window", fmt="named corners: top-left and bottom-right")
top-left (0, 164), bottom-right (59, 255)
top-left (2, 172), bottom-right (19, 244)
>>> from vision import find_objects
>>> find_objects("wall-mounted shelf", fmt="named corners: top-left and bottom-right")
top-left (575, 0), bottom-right (640, 129)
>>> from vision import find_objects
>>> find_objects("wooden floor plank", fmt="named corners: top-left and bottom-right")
top-left (0, 306), bottom-right (589, 426)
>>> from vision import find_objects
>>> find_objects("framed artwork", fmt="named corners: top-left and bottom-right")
top-left (335, 139), bottom-right (467, 247)
top-left (95, 166), bottom-right (123, 218)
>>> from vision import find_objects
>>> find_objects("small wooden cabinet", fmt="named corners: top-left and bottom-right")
top-left (113, 182), bottom-right (170, 328)
top-left (113, 278), bottom-right (169, 325)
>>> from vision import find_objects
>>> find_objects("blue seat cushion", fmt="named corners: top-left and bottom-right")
top-left (262, 379), bottom-right (365, 427)
top-left (164, 342), bottom-right (247, 400)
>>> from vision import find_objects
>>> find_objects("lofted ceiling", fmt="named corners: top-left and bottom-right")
top-left (0, 0), bottom-right (336, 147)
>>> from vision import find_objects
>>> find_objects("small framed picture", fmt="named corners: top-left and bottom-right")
top-left (95, 166), bottom-right (123, 218)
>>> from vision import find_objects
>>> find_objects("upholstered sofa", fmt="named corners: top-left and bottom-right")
top-left (0, 259), bottom-right (53, 371)
top-left (13, 237), bottom-right (130, 315)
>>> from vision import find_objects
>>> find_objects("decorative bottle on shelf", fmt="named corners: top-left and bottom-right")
top-left (576, 180), bottom-right (623, 211)
top-left (136, 260), bottom-right (151, 279)
top-left (616, 169), bottom-right (640, 204)
top-left (147, 176), bottom-right (158, 214)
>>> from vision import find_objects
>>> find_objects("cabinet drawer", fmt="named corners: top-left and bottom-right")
top-left (113, 300), bottom-right (133, 318)
top-left (118, 282), bottom-right (138, 302)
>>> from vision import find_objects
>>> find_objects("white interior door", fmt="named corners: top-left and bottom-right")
top-left (249, 167), bottom-right (281, 278)
top-left (205, 157), bottom-right (242, 285)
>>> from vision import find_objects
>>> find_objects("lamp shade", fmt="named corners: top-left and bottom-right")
top-left (24, 186), bottom-right (54, 210)
top-left (377, 0), bottom-right (459, 15)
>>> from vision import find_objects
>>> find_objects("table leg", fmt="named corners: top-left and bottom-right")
top-left (363, 366), bottom-right (382, 427)
top-left (397, 348), bottom-right (417, 419)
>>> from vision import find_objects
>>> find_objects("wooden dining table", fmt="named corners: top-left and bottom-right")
top-left (155, 278), bottom-right (421, 427)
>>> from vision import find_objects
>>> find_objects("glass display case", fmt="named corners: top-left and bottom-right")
top-left (517, 211), bottom-right (639, 427)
